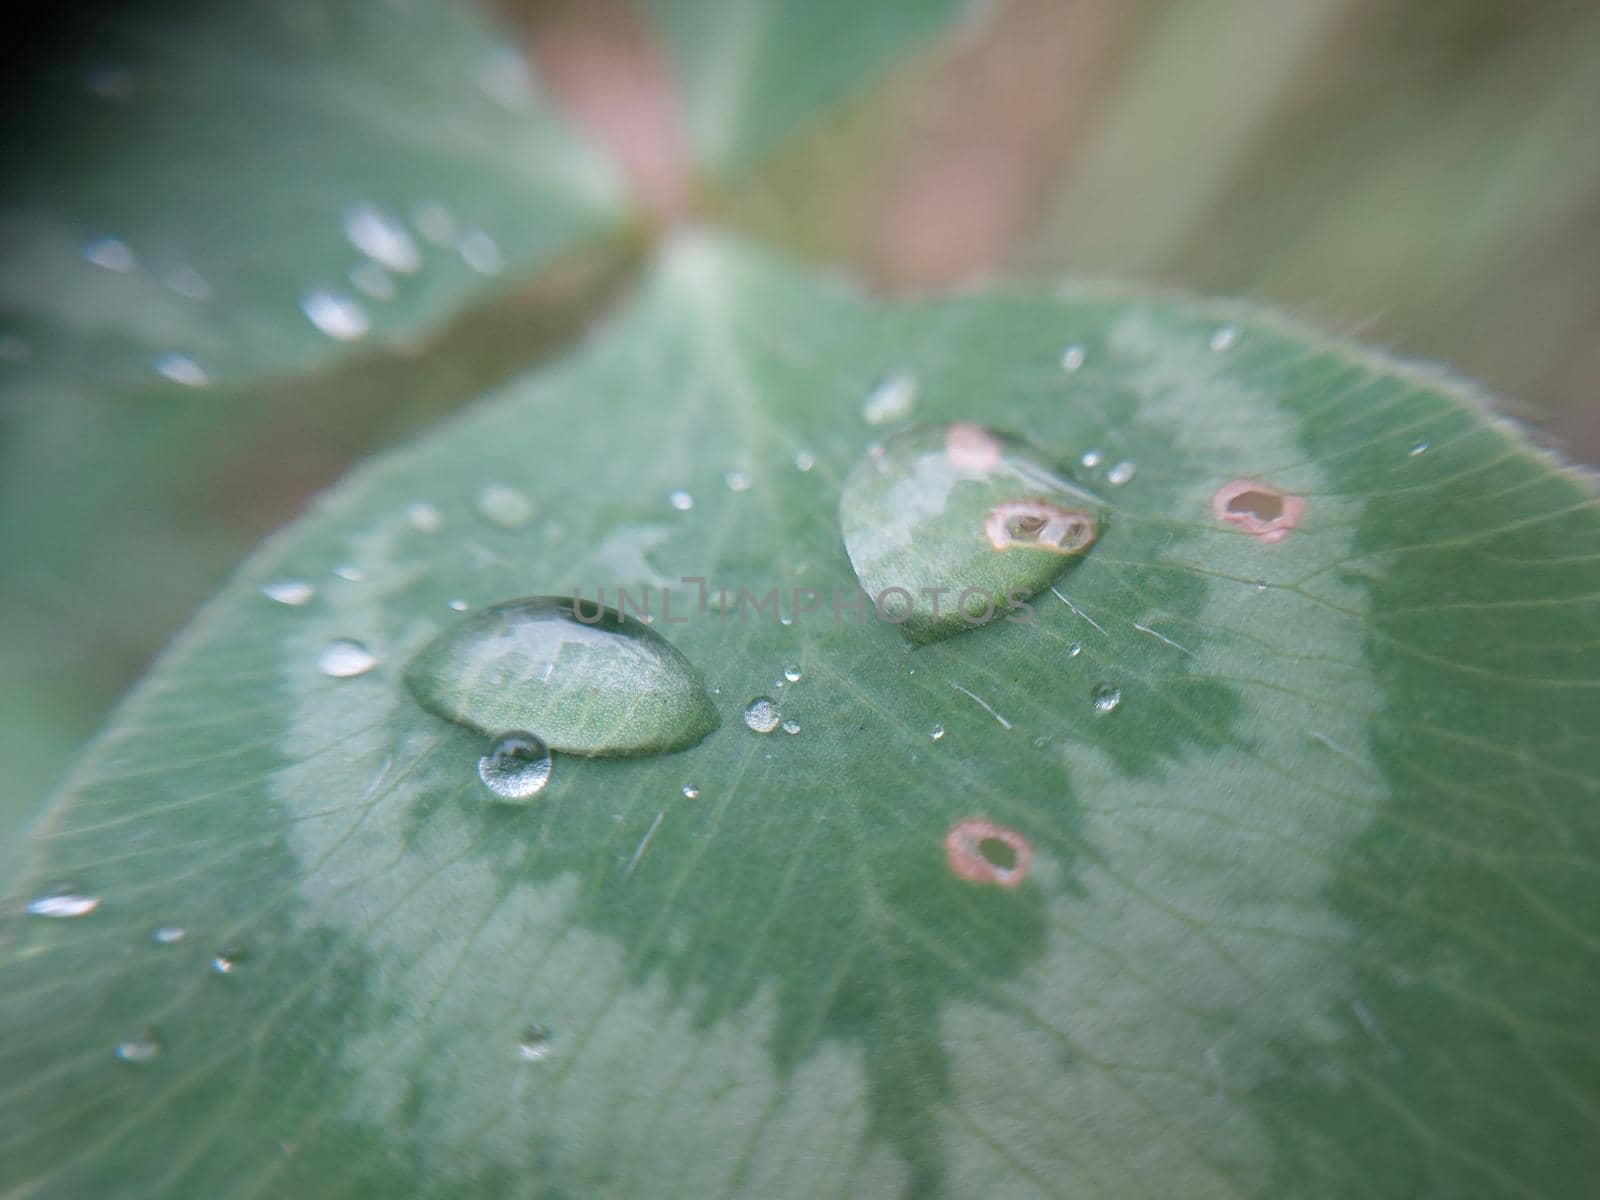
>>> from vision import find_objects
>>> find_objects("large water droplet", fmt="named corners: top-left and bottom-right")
top-left (743, 697), bottom-right (781, 734)
top-left (404, 597), bottom-right (719, 756)
top-left (478, 732), bottom-right (552, 802)
top-left (342, 204), bottom-right (420, 274)
top-left (839, 422), bottom-right (1102, 643)
top-left (300, 289), bottom-right (370, 341)
top-left (26, 886), bottom-right (99, 918)
top-left (317, 639), bottom-right (378, 678)
top-left (115, 1029), bottom-right (161, 1064)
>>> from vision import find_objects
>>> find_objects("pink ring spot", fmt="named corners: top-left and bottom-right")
top-left (1212, 480), bottom-right (1304, 544)
top-left (944, 819), bottom-right (1032, 888)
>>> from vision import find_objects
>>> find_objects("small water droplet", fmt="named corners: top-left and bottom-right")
top-left (669, 490), bottom-right (694, 511)
top-left (681, 784), bottom-right (699, 799)
top-left (405, 501), bottom-right (444, 532)
top-left (476, 484), bottom-right (534, 528)
top-left (152, 925), bottom-right (186, 945)
top-left (781, 719), bottom-right (801, 735)
top-left (458, 230), bottom-right (503, 275)
top-left (517, 1024), bottom-right (553, 1061)
top-left (862, 372), bottom-right (918, 426)
top-left (840, 422), bottom-right (1102, 643)
top-left (724, 469), bottom-right (752, 493)
top-left (1106, 460), bottom-right (1136, 486)
top-left (783, 664), bottom-right (802, 683)
top-left (1209, 326), bottom-right (1239, 352)
top-left (211, 947), bottom-right (246, 975)
top-left (83, 236), bottom-right (137, 273)
top-left (1254, 579), bottom-right (1268, 592)
top-left (342, 204), bottom-right (420, 274)
top-left (162, 266), bottom-right (210, 301)
top-left (115, 1029), bottom-right (161, 1064)
top-left (475, 44), bottom-right (535, 110)
top-left (0, 334), bottom-right (31, 363)
top-left (1060, 345), bottom-right (1086, 372)
top-left (316, 639), bottom-right (378, 678)
top-left (1092, 683), bottom-right (1122, 714)
top-left (1066, 642), bottom-right (1082, 657)
top-left (26, 887), bottom-right (99, 918)
top-left (300, 289), bottom-right (370, 341)
top-left (794, 451), bottom-right (816, 472)
top-left (1408, 442), bottom-right (1429, 458)
top-left (405, 597), bottom-right (719, 755)
top-left (411, 201), bottom-right (457, 247)
top-left (262, 579), bottom-right (315, 606)
top-left (477, 732), bottom-right (552, 802)
top-left (448, 598), bottom-right (470, 612)
top-left (154, 353), bottom-right (209, 388)
top-left (333, 564), bottom-right (365, 583)
top-left (743, 697), bottom-right (781, 734)
top-left (1080, 449), bottom-right (1102, 469)
top-left (930, 724), bottom-right (945, 741)
top-left (349, 261), bottom-right (396, 300)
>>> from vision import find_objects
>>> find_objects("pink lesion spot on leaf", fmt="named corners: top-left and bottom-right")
top-left (1211, 480), bottom-right (1304, 544)
top-left (984, 501), bottom-right (1096, 554)
top-left (944, 819), bottom-right (1032, 888)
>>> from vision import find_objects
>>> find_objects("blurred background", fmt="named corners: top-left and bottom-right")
top-left (3, 0), bottom-right (1599, 850)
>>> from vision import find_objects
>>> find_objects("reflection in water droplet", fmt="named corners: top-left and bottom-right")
top-left (26, 888), bottom-right (99, 918)
top-left (155, 353), bottom-right (209, 388)
top-left (411, 201), bottom-right (457, 247)
top-left (405, 597), bottom-right (719, 755)
top-left (669, 490), bottom-right (694, 511)
top-left (163, 266), bottom-right (210, 300)
top-left (517, 1024), bottom-right (553, 1061)
top-left (83, 236), bottom-right (137, 273)
top-left (478, 732), bottom-right (552, 802)
top-left (316, 639), bottom-right (378, 678)
top-left (862, 372), bottom-right (918, 426)
top-left (300, 289), bottom-right (370, 341)
top-left (405, 502), bottom-right (444, 532)
top-left (1209, 326), bottom-right (1239, 352)
top-left (262, 579), bottom-right (315, 606)
top-left (115, 1029), bottom-right (161, 1064)
top-left (1060, 345), bottom-right (1086, 372)
top-left (743, 697), bottom-right (781, 734)
top-left (342, 204), bottom-right (420, 274)
top-left (1066, 642), bottom-right (1082, 658)
top-left (840, 422), bottom-right (1102, 643)
top-left (458, 231), bottom-right (503, 275)
top-left (781, 719), bottom-right (801, 735)
top-left (724, 469), bottom-right (752, 493)
top-left (681, 784), bottom-right (699, 799)
top-left (1106, 460), bottom-right (1136, 486)
top-left (930, 724), bottom-right (945, 741)
top-left (794, 451), bottom-right (816, 472)
top-left (1409, 442), bottom-right (1429, 458)
top-left (349, 261), bottom-right (396, 300)
top-left (211, 947), bottom-right (246, 974)
top-left (1092, 683), bottom-right (1122, 714)
top-left (152, 925), bottom-right (186, 945)
top-left (476, 484), bottom-right (533, 528)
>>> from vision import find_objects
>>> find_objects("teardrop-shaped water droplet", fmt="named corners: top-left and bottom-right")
top-left (404, 597), bottom-right (719, 756)
top-left (299, 289), bottom-right (370, 341)
top-left (262, 579), bottom-right (315, 606)
top-left (476, 484), bottom-right (533, 528)
top-left (862, 372), bottom-right (918, 426)
top-left (342, 204), bottom-right (420, 274)
top-left (743, 697), bottom-right (780, 734)
top-left (26, 886), bottom-right (99, 918)
top-left (317, 639), bottom-right (378, 678)
top-left (115, 1028), bottom-right (161, 1064)
top-left (1092, 683), bottom-right (1122, 714)
top-left (478, 732), bottom-right (552, 802)
top-left (517, 1024), bottom-right (553, 1061)
top-left (840, 422), bottom-right (1102, 643)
